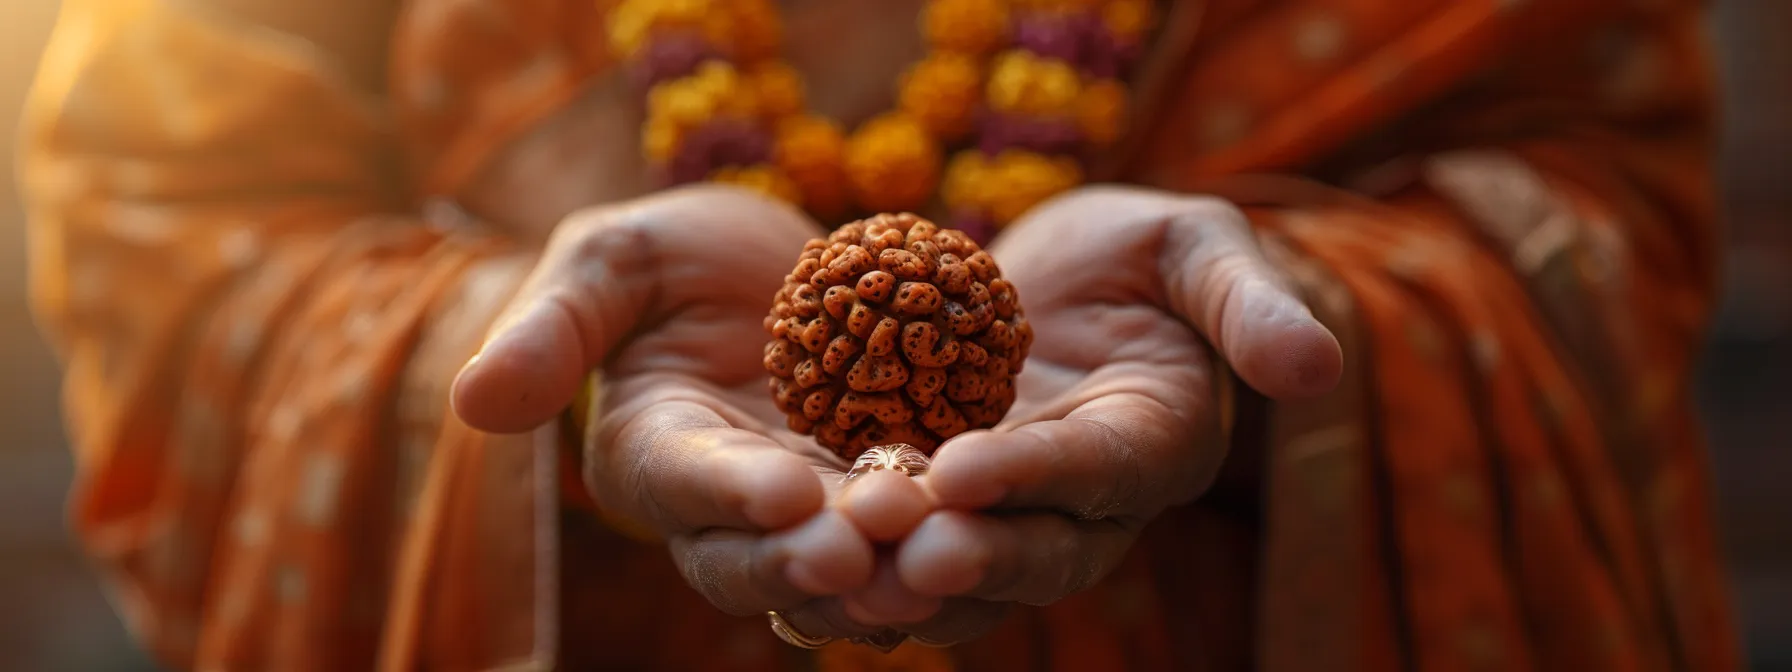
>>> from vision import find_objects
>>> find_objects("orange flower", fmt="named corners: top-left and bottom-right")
top-left (1103, 0), bottom-right (1157, 44)
top-left (747, 62), bottom-right (806, 120)
top-left (775, 116), bottom-right (850, 216)
top-left (712, 165), bottom-right (802, 204)
top-left (725, 0), bottom-right (783, 62)
top-left (987, 50), bottom-right (1083, 116)
top-left (1076, 78), bottom-right (1128, 146)
top-left (921, 0), bottom-right (1010, 55)
top-left (899, 53), bottom-right (983, 140)
top-left (843, 113), bottom-right (943, 213)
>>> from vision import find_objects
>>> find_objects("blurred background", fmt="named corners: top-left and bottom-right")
top-left (0, 1), bottom-right (1785, 670)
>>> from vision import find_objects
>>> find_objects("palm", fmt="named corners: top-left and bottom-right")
top-left (1003, 304), bottom-right (1209, 427)
top-left (593, 192), bottom-right (847, 467)
top-left (985, 220), bottom-right (1214, 438)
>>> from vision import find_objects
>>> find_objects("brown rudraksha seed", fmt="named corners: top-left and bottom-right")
top-left (763, 213), bottom-right (1034, 461)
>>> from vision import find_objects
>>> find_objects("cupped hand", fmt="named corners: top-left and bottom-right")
top-left (450, 185), bottom-right (934, 641)
top-left (840, 185), bottom-right (1345, 645)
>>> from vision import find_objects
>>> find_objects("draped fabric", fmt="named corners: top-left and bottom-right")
top-left (22, 0), bottom-right (1737, 670)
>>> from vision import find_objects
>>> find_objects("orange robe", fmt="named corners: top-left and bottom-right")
top-left (21, 0), bottom-right (1739, 670)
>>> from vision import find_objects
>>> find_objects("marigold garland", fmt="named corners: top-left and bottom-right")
top-left (608, 0), bottom-right (1157, 242)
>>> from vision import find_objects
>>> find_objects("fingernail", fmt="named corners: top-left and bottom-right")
top-left (456, 352), bottom-right (484, 379)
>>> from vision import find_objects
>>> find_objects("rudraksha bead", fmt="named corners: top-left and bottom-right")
top-left (764, 213), bottom-right (1033, 460)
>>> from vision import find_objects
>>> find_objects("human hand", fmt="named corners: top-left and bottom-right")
top-left (835, 185), bottom-right (1345, 644)
top-left (450, 185), bottom-right (933, 642)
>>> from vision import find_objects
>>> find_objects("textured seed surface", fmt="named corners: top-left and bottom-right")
top-left (764, 213), bottom-right (1034, 460)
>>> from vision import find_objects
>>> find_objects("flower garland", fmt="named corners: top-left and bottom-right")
top-left (606, 0), bottom-right (1156, 243)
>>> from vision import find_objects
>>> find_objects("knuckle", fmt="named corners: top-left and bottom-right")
top-left (1172, 196), bottom-right (1250, 229)
top-left (550, 203), bottom-right (658, 269)
top-left (1160, 200), bottom-right (1252, 262)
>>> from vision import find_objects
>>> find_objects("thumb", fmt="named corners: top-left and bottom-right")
top-left (1160, 201), bottom-right (1343, 400)
top-left (451, 211), bottom-right (657, 433)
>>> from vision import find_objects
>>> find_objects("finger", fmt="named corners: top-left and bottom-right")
top-left (671, 509), bottom-right (876, 617)
top-left (835, 469), bottom-right (936, 543)
top-left (1158, 199), bottom-right (1342, 399)
top-left (451, 205), bottom-right (656, 433)
top-left (896, 598), bottom-right (1011, 647)
top-left (896, 511), bottom-right (1135, 606)
top-left (841, 555), bottom-right (944, 626)
top-left (450, 185), bottom-right (815, 434)
top-left (670, 528), bottom-right (809, 617)
top-left (780, 509), bottom-right (878, 596)
top-left (925, 385), bottom-right (1222, 517)
top-left (592, 399), bottom-right (825, 533)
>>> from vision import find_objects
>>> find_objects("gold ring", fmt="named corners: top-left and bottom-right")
top-left (767, 611), bottom-right (832, 649)
top-left (846, 444), bottom-right (932, 480)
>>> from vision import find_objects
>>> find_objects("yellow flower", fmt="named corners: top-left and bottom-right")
top-left (921, 0), bottom-right (1010, 55)
top-left (843, 113), bottom-right (943, 213)
top-left (943, 149), bottom-right (1082, 224)
top-left (647, 62), bottom-right (757, 127)
top-left (775, 116), bottom-right (850, 217)
top-left (648, 78), bottom-right (718, 128)
top-left (899, 53), bottom-right (983, 140)
top-left (987, 50), bottom-right (1083, 116)
top-left (606, 0), bottom-right (712, 57)
top-left (606, 0), bottom-right (655, 57)
top-left (690, 60), bottom-right (737, 92)
top-left (940, 150), bottom-right (993, 212)
top-left (643, 115), bottom-right (683, 163)
top-left (984, 150), bottom-right (1082, 224)
top-left (747, 62), bottom-right (806, 120)
top-left (713, 165), bottom-right (803, 205)
top-left (1076, 78), bottom-right (1128, 146)
top-left (1103, 0), bottom-right (1156, 44)
top-left (658, 0), bottom-right (710, 23)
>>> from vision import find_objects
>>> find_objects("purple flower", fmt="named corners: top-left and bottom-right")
top-left (1012, 9), bottom-right (1145, 79)
top-left (1012, 12), bottom-right (1087, 64)
top-left (665, 118), bottom-right (775, 184)
top-left (628, 30), bottom-right (724, 92)
top-left (1085, 28), bottom-right (1145, 80)
top-left (978, 112), bottom-right (1083, 156)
